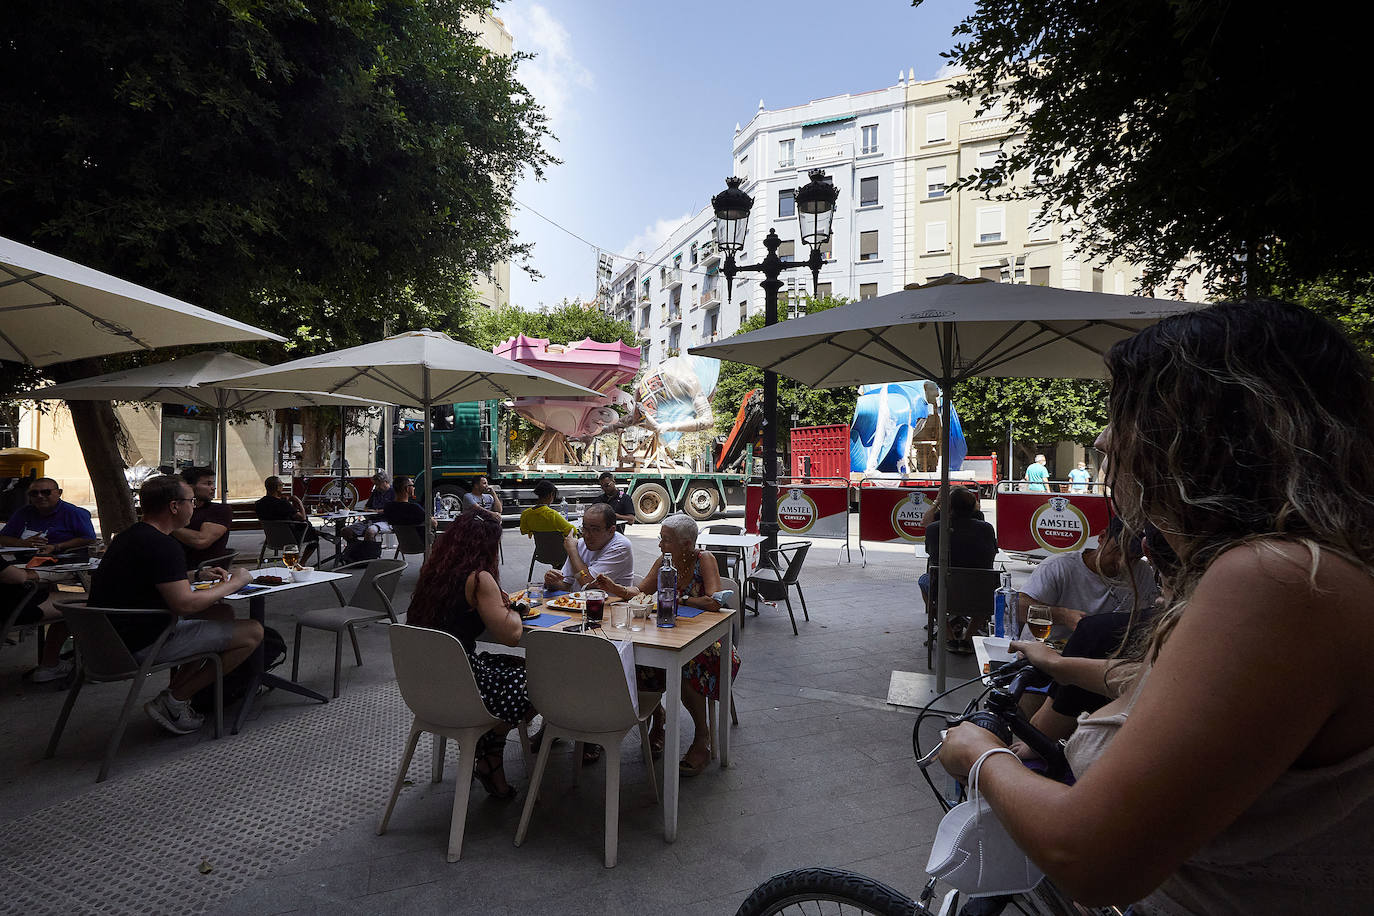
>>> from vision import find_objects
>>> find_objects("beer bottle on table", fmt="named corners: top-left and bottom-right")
top-left (656, 554), bottom-right (677, 628)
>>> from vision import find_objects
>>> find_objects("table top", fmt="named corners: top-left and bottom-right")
top-left (312, 509), bottom-right (379, 521)
top-left (222, 566), bottom-right (352, 600)
top-left (696, 533), bottom-right (765, 549)
top-left (523, 597), bottom-right (734, 651)
top-left (973, 635), bottom-right (1016, 674)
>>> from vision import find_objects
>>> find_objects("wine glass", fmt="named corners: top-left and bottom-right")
top-left (282, 544), bottom-right (301, 569)
top-left (1026, 604), bottom-right (1052, 643)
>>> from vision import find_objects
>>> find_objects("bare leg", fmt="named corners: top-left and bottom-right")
top-left (680, 678), bottom-right (711, 769)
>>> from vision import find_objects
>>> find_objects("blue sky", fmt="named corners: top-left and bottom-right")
top-left (498, 0), bottom-right (976, 311)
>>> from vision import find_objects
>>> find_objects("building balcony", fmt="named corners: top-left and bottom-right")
top-left (659, 268), bottom-right (683, 290)
top-left (700, 287), bottom-right (721, 308)
top-left (700, 241), bottom-right (721, 266)
top-left (666, 346), bottom-right (681, 357)
top-left (959, 114), bottom-right (1017, 142)
top-left (666, 309), bottom-right (682, 326)
top-left (801, 142), bottom-right (853, 164)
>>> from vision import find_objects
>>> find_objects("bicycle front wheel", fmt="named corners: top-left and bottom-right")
top-left (735, 867), bottom-right (922, 916)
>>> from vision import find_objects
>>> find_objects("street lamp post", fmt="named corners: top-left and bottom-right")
top-left (713, 169), bottom-right (838, 556)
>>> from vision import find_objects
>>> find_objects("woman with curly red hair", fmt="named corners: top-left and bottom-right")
top-left (407, 511), bottom-right (530, 798)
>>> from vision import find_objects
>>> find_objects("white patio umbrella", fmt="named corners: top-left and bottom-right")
top-left (203, 329), bottom-right (600, 553)
top-left (692, 275), bottom-right (1208, 692)
top-left (1, 235), bottom-right (285, 365)
top-left (22, 351), bottom-right (390, 502)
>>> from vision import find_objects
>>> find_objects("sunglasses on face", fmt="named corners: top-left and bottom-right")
top-left (28, 489), bottom-right (55, 497)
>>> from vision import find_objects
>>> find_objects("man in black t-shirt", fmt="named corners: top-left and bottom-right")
top-left (382, 476), bottom-right (432, 530)
top-left (253, 476), bottom-right (320, 564)
top-left (90, 475), bottom-right (262, 735)
top-left (590, 471), bottom-right (636, 524)
top-left (172, 467), bottom-right (235, 569)
top-left (919, 487), bottom-right (999, 653)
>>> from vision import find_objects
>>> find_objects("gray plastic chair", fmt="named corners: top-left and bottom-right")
top-left (291, 558), bottom-right (406, 697)
top-left (525, 529), bottom-right (569, 581)
top-left (391, 524), bottom-right (427, 561)
top-left (924, 565), bottom-right (1002, 668)
top-left (378, 624), bottom-right (503, 862)
top-left (2, 580), bottom-right (50, 664)
top-left (257, 519), bottom-right (310, 565)
top-left (703, 523), bottom-right (744, 579)
top-left (45, 600), bottom-right (223, 782)
top-left (195, 552), bottom-right (237, 575)
top-left (515, 629), bottom-right (659, 868)
top-left (746, 541), bottom-right (812, 635)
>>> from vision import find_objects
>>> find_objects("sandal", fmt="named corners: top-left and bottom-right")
top-left (649, 731), bottom-right (665, 761)
top-left (581, 743), bottom-right (602, 765)
top-left (679, 746), bottom-right (711, 777)
top-left (473, 753), bottom-right (517, 800)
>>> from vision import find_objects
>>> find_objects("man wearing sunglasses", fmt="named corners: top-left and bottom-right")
top-left (0, 477), bottom-right (97, 556)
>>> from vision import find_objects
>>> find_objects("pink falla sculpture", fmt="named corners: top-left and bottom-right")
top-left (492, 335), bottom-right (642, 466)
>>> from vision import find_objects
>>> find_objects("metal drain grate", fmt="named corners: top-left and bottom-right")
top-left (0, 681), bottom-right (433, 916)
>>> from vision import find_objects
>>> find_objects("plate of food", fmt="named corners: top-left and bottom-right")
top-left (547, 593), bottom-right (587, 611)
top-left (627, 593), bottom-right (656, 610)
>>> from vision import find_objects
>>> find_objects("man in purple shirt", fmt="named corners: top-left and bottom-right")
top-left (0, 477), bottom-right (97, 556)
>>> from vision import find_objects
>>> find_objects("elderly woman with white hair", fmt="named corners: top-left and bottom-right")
top-left (596, 512), bottom-right (741, 776)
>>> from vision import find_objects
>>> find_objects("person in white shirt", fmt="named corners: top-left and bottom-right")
top-left (544, 503), bottom-right (635, 590)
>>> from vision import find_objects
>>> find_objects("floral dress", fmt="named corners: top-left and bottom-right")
top-left (636, 551), bottom-right (742, 701)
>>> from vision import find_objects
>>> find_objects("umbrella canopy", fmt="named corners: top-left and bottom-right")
top-left (1, 236), bottom-right (285, 366)
top-left (22, 351), bottom-right (390, 501)
top-left (691, 275), bottom-right (1209, 692)
top-left (204, 329), bottom-right (600, 553)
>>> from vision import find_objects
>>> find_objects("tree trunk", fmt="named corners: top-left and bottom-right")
top-left (48, 358), bottom-right (137, 540)
top-left (299, 407), bottom-right (326, 474)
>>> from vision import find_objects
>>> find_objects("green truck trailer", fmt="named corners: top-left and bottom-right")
top-left (382, 402), bottom-right (750, 524)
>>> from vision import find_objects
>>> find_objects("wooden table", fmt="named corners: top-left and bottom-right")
top-left (520, 598), bottom-right (736, 843)
top-left (223, 566), bottom-right (352, 732)
top-left (696, 532), bottom-right (765, 580)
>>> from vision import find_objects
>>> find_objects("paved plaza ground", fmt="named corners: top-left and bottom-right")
top-left (0, 508), bottom-right (1033, 915)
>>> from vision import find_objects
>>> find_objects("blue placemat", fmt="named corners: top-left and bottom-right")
top-left (543, 589), bottom-right (570, 598)
top-left (523, 612), bottom-right (571, 628)
top-left (675, 606), bottom-right (707, 619)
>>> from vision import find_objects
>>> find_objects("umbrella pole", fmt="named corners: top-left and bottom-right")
top-left (936, 326), bottom-right (955, 694)
top-left (217, 407), bottom-right (229, 504)
top-left (423, 370), bottom-right (433, 559)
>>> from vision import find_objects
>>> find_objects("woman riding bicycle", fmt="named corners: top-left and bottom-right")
top-left (939, 300), bottom-right (1374, 913)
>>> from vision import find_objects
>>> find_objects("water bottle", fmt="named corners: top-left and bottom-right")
top-left (994, 568), bottom-right (1018, 639)
top-left (433, 494), bottom-right (443, 519)
top-left (559, 496), bottom-right (571, 519)
top-left (656, 553), bottom-right (678, 628)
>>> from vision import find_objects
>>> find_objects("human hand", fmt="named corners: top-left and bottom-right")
top-left (1010, 639), bottom-right (1061, 675)
top-left (35, 543), bottom-right (57, 556)
top-left (543, 569), bottom-right (564, 590)
top-left (938, 721), bottom-right (1008, 783)
top-left (228, 567), bottom-right (252, 587)
top-left (1009, 740), bottom-right (1039, 761)
top-left (201, 566), bottom-right (230, 583)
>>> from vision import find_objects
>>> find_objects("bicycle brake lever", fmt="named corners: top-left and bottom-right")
top-left (915, 730), bottom-right (946, 769)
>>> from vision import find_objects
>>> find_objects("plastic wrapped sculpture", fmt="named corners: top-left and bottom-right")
top-left (849, 379), bottom-right (967, 475)
top-left (493, 335), bottom-right (641, 467)
top-left (608, 355), bottom-right (721, 469)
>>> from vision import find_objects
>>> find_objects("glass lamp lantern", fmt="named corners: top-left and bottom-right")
top-left (794, 169), bottom-right (839, 249)
top-left (711, 176), bottom-right (753, 255)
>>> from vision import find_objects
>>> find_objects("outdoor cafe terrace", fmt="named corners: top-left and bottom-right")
top-left (0, 516), bottom-right (1024, 915)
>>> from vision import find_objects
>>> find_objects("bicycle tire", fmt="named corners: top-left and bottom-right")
top-left (735, 867), bottom-right (924, 916)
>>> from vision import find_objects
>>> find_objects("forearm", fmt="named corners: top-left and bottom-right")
top-left (50, 536), bottom-right (95, 553)
top-left (1046, 654), bottom-right (1115, 695)
top-left (0, 535), bottom-right (26, 547)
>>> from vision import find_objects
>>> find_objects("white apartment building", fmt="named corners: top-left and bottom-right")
top-left (606, 205), bottom-right (754, 369)
top-left (730, 84), bottom-right (909, 314)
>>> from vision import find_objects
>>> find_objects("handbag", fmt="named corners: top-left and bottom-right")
top-left (926, 747), bottom-right (1044, 897)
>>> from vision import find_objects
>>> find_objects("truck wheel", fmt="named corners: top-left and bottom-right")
top-left (435, 485), bottom-right (467, 517)
top-left (683, 483), bottom-right (721, 521)
top-left (632, 483), bottom-right (672, 525)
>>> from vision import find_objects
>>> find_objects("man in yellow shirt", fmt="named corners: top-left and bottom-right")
top-left (519, 480), bottom-right (574, 537)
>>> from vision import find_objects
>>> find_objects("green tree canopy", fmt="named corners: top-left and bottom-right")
top-left (916, 0), bottom-right (1361, 295)
top-left (0, 0), bottom-right (555, 532)
top-left (712, 296), bottom-right (858, 436)
top-left (952, 377), bottom-right (1107, 468)
top-left (461, 300), bottom-right (637, 353)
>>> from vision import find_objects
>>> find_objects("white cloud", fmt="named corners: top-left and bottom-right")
top-left (502, 2), bottom-right (593, 132)
top-left (930, 61), bottom-right (966, 80)
top-left (619, 213), bottom-right (695, 262)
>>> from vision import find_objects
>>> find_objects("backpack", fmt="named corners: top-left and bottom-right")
top-left (342, 539), bottom-right (383, 564)
top-left (190, 625), bottom-right (287, 715)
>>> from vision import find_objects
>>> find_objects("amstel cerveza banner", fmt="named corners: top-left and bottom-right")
top-left (995, 492), bottom-right (1111, 558)
top-left (857, 485), bottom-right (941, 543)
top-left (744, 483), bottom-right (849, 539)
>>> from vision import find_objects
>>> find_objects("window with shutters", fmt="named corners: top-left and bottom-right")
top-left (1029, 266), bottom-right (1050, 286)
top-left (925, 221), bottom-right (947, 253)
top-left (859, 283), bottom-right (878, 300)
top-left (859, 230), bottom-right (879, 261)
top-left (976, 206), bottom-right (1005, 243)
top-left (778, 188), bottom-right (795, 218)
top-left (926, 166), bottom-right (946, 199)
top-left (926, 112), bottom-right (947, 143)
top-left (777, 239), bottom-right (796, 263)
top-left (860, 176), bottom-right (879, 207)
top-left (980, 266), bottom-right (1002, 281)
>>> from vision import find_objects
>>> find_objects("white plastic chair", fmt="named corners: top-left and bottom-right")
top-left (377, 624), bottom-right (502, 862)
top-left (515, 629), bottom-right (660, 867)
top-left (706, 577), bottom-right (742, 761)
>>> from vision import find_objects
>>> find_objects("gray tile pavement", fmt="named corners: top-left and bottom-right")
top-left (0, 511), bottom-right (1033, 915)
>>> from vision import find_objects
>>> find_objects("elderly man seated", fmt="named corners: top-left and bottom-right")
top-left (90, 475), bottom-right (262, 735)
top-left (0, 477), bottom-right (97, 556)
top-left (543, 503), bottom-right (634, 592)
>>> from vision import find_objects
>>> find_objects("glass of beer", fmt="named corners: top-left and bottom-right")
top-left (282, 544), bottom-right (301, 569)
top-left (1027, 604), bottom-right (1053, 643)
top-left (583, 590), bottom-right (606, 628)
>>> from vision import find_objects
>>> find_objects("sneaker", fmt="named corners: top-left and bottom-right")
top-left (30, 659), bottom-right (74, 683)
top-left (144, 689), bottom-right (205, 735)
